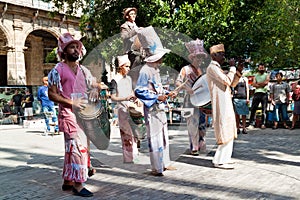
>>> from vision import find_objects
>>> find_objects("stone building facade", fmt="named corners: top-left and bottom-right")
top-left (0, 0), bottom-right (82, 86)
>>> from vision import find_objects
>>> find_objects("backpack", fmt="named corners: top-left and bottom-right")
top-left (233, 77), bottom-right (247, 99)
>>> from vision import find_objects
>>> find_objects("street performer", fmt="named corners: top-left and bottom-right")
top-left (206, 44), bottom-right (242, 169)
top-left (48, 32), bottom-right (100, 197)
top-left (135, 27), bottom-right (177, 176)
top-left (120, 7), bottom-right (143, 69)
top-left (176, 39), bottom-right (209, 155)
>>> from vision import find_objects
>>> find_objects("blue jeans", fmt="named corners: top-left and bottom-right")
top-left (42, 105), bottom-right (58, 132)
top-left (272, 103), bottom-right (289, 122)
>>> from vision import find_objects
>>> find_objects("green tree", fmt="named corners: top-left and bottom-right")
top-left (45, 0), bottom-right (300, 69)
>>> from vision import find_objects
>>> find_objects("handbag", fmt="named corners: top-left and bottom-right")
top-left (292, 92), bottom-right (300, 101)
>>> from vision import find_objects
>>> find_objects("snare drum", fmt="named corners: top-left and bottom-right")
top-left (76, 101), bottom-right (111, 150)
top-left (190, 74), bottom-right (211, 107)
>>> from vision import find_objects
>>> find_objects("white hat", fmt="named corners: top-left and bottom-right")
top-left (137, 26), bottom-right (170, 63)
top-left (117, 54), bottom-right (130, 67)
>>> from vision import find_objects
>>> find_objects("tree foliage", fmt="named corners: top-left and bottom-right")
top-left (46, 0), bottom-right (300, 69)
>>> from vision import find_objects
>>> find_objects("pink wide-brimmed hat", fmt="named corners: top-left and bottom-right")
top-left (57, 32), bottom-right (83, 59)
top-left (185, 39), bottom-right (208, 61)
top-left (137, 26), bottom-right (170, 63)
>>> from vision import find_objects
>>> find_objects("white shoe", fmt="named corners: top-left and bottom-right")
top-left (214, 163), bottom-right (234, 169)
top-left (247, 125), bottom-right (255, 130)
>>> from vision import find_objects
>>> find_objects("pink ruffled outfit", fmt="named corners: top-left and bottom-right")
top-left (48, 62), bottom-right (94, 183)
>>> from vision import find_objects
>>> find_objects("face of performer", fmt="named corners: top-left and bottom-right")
top-left (120, 64), bottom-right (130, 76)
top-left (192, 54), bottom-right (206, 68)
top-left (155, 58), bottom-right (163, 67)
top-left (237, 62), bottom-right (244, 73)
top-left (64, 42), bottom-right (80, 62)
top-left (126, 10), bottom-right (137, 22)
top-left (212, 51), bottom-right (225, 65)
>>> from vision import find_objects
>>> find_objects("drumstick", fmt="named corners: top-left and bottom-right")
top-left (173, 79), bottom-right (189, 92)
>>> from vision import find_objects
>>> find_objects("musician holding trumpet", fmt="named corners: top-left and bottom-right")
top-left (175, 39), bottom-right (209, 156)
top-left (206, 44), bottom-right (242, 170)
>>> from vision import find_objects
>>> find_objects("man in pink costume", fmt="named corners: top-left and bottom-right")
top-left (48, 33), bottom-right (100, 197)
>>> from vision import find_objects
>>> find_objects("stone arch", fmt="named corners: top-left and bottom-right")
top-left (24, 29), bottom-right (57, 85)
top-left (0, 23), bottom-right (13, 48)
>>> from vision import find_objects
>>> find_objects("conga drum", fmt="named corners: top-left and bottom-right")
top-left (76, 101), bottom-right (111, 150)
top-left (128, 103), bottom-right (146, 140)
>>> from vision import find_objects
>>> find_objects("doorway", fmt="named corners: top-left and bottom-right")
top-left (0, 55), bottom-right (7, 86)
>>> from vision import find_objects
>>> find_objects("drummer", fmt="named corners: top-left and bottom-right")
top-left (175, 39), bottom-right (209, 156)
top-left (110, 55), bottom-right (139, 163)
top-left (48, 33), bottom-right (100, 197)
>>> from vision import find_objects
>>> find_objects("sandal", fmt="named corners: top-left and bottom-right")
top-left (190, 150), bottom-right (199, 156)
top-left (272, 126), bottom-right (278, 130)
top-left (289, 126), bottom-right (295, 130)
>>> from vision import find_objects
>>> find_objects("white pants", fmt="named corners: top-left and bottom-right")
top-left (212, 139), bottom-right (234, 165)
top-left (24, 107), bottom-right (33, 117)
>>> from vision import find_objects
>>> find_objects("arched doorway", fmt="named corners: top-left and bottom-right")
top-left (24, 30), bottom-right (57, 85)
top-left (0, 29), bottom-right (8, 86)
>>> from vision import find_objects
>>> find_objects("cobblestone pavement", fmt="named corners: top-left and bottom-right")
top-left (0, 123), bottom-right (300, 200)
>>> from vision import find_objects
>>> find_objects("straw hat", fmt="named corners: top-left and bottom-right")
top-left (137, 26), bottom-right (170, 63)
top-left (209, 44), bottom-right (225, 54)
top-left (123, 7), bottom-right (137, 19)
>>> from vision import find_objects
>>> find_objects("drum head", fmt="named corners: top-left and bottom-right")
top-left (78, 102), bottom-right (102, 119)
top-left (190, 74), bottom-right (211, 107)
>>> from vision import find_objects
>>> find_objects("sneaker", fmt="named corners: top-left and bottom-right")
top-left (247, 125), bottom-right (255, 130)
top-left (214, 163), bottom-right (234, 169)
top-left (261, 124), bottom-right (266, 129)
